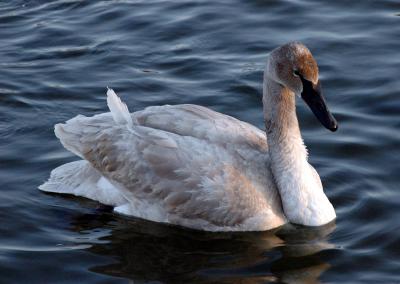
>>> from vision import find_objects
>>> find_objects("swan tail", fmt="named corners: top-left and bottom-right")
top-left (39, 160), bottom-right (126, 206)
top-left (54, 88), bottom-right (135, 159)
top-left (54, 116), bottom-right (87, 159)
top-left (106, 88), bottom-right (133, 128)
top-left (39, 160), bottom-right (100, 195)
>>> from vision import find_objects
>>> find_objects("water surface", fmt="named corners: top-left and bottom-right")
top-left (1, 0), bottom-right (400, 283)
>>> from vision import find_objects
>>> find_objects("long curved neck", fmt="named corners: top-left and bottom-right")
top-left (263, 72), bottom-right (335, 226)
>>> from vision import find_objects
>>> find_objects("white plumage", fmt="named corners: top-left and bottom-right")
top-left (40, 42), bottom-right (337, 231)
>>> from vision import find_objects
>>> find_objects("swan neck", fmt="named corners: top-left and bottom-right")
top-left (262, 74), bottom-right (335, 226)
top-left (262, 76), bottom-right (304, 158)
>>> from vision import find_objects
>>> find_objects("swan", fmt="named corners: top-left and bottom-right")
top-left (39, 42), bottom-right (338, 232)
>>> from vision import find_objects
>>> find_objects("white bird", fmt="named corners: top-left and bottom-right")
top-left (40, 42), bottom-right (338, 232)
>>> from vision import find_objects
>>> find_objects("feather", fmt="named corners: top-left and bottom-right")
top-left (106, 88), bottom-right (133, 128)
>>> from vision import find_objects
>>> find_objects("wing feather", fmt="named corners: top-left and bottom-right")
top-left (132, 104), bottom-right (268, 153)
top-left (54, 104), bottom-right (283, 230)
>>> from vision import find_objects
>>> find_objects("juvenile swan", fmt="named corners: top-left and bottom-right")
top-left (40, 42), bottom-right (338, 231)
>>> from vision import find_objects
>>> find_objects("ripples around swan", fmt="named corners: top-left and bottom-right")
top-left (1, 0), bottom-right (400, 283)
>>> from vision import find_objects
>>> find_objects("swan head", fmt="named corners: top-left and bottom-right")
top-left (267, 42), bottom-right (338, 132)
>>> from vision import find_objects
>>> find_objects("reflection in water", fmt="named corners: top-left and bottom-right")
top-left (69, 210), bottom-right (336, 283)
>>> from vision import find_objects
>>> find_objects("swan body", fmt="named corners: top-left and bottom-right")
top-left (40, 42), bottom-right (337, 231)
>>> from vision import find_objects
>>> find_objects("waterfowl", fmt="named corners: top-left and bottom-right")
top-left (40, 42), bottom-right (338, 232)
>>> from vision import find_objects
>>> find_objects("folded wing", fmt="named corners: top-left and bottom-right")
top-left (47, 90), bottom-right (283, 231)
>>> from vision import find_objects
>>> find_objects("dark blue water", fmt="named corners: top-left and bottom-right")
top-left (1, 0), bottom-right (400, 283)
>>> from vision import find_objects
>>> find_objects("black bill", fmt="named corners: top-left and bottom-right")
top-left (300, 76), bottom-right (338, 132)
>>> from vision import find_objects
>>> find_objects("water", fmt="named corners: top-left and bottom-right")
top-left (1, 0), bottom-right (400, 283)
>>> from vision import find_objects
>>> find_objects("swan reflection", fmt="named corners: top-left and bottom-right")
top-left (68, 209), bottom-right (336, 283)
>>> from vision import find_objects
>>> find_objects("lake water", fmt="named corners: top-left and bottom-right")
top-left (1, 0), bottom-right (400, 283)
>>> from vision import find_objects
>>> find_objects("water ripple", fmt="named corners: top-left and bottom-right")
top-left (1, 0), bottom-right (400, 283)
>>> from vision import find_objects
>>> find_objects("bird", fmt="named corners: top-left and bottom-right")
top-left (39, 42), bottom-right (338, 232)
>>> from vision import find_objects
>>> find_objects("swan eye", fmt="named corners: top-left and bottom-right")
top-left (293, 70), bottom-right (300, 77)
